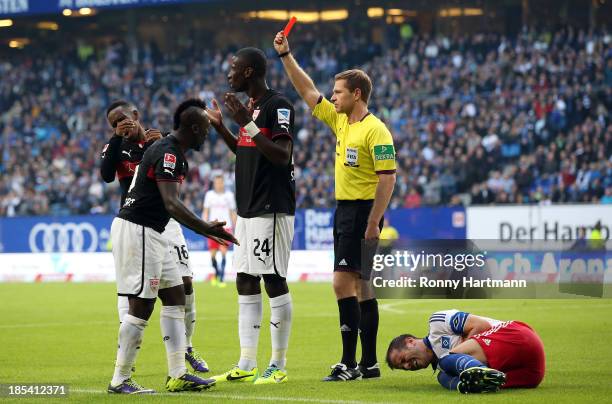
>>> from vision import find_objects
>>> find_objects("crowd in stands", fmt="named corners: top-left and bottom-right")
top-left (0, 25), bottom-right (611, 217)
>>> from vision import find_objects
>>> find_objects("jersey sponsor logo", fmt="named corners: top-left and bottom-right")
top-left (374, 145), bottom-right (395, 161)
top-left (237, 129), bottom-right (257, 147)
top-left (122, 150), bottom-right (133, 158)
top-left (277, 108), bottom-right (290, 125)
top-left (164, 153), bottom-right (176, 169)
top-left (163, 169), bottom-right (174, 175)
top-left (483, 338), bottom-right (491, 346)
top-left (28, 222), bottom-right (99, 253)
top-left (441, 336), bottom-right (451, 349)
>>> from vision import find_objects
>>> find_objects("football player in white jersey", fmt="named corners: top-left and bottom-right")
top-left (202, 173), bottom-right (237, 287)
top-left (385, 310), bottom-right (545, 393)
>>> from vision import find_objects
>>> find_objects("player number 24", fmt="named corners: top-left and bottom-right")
top-left (253, 238), bottom-right (271, 257)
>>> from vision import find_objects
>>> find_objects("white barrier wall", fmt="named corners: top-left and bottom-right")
top-left (0, 250), bottom-right (335, 283)
top-left (467, 204), bottom-right (612, 241)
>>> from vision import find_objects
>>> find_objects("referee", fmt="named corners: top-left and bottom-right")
top-left (275, 32), bottom-right (396, 381)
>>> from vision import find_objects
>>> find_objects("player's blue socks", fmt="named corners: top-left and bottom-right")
top-left (220, 256), bottom-right (226, 281)
top-left (439, 353), bottom-right (485, 376)
top-left (437, 370), bottom-right (460, 390)
top-left (211, 257), bottom-right (219, 278)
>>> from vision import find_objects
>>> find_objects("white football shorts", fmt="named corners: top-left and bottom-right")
top-left (111, 217), bottom-right (183, 299)
top-left (233, 213), bottom-right (294, 278)
top-left (162, 218), bottom-right (192, 278)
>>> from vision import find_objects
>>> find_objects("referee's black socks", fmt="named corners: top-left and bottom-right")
top-left (358, 298), bottom-right (379, 367)
top-left (338, 296), bottom-right (360, 368)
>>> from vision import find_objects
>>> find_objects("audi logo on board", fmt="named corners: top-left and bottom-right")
top-left (28, 222), bottom-right (99, 253)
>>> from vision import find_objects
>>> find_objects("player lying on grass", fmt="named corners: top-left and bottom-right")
top-left (386, 310), bottom-right (545, 393)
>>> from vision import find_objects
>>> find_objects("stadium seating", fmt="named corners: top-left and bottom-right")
top-left (0, 26), bottom-right (610, 216)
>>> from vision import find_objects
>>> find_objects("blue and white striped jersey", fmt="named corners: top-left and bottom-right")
top-left (424, 309), bottom-right (501, 359)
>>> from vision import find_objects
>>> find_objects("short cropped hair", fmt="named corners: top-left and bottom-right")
top-left (106, 100), bottom-right (133, 117)
top-left (385, 333), bottom-right (416, 369)
top-left (236, 47), bottom-right (267, 78)
top-left (334, 69), bottom-right (373, 104)
top-left (173, 98), bottom-right (207, 130)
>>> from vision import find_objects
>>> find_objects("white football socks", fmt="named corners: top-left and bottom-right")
top-left (184, 292), bottom-right (196, 348)
top-left (238, 294), bottom-right (262, 371)
top-left (117, 295), bottom-right (129, 323)
top-left (269, 293), bottom-right (292, 370)
top-left (111, 314), bottom-right (147, 386)
top-left (160, 305), bottom-right (187, 378)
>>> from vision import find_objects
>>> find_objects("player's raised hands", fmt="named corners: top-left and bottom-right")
top-left (206, 99), bottom-right (224, 130)
top-left (224, 93), bottom-right (251, 127)
top-left (204, 220), bottom-right (239, 246)
top-left (274, 31), bottom-right (290, 55)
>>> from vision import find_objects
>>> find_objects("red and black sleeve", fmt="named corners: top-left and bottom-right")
top-left (153, 149), bottom-right (186, 183)
top-left (100, 135), bottom-right (123, 183)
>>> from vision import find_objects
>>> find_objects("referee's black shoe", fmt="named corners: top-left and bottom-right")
top-left (322, 363), bottom-right (362, 381)
top-left (358, 363), bottom-right (381, 379)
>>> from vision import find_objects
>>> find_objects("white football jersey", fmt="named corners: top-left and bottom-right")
top-left (203, 190), bottom-right (236, 227)
top-left (425, 310), bottom-right (501, 359)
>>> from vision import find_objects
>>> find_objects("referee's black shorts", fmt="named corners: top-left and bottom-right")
top-left (333, 200), bottom-right (383, 280)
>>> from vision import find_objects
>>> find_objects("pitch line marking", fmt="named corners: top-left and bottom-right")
top-left (70, 388), bottom-right (399, 403)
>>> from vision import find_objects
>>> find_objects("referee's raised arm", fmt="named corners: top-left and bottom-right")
top-left (274, 32), bottom-right (321, 110)
top-left (275, 31), bottom-right (397, 382)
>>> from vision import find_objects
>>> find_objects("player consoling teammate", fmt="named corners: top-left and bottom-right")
top-left (386, 310), bottom-right (546, 393)
top-left (102, 101), bottom-right (210, 375)
top-left (275, 31), bottom-right (396, 381)
top-left (107, 99), bottom-right (237, 394)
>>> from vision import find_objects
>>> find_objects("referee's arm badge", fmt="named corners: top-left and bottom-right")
top-left (373, 145), bottom-right (395, 161)
top-left (372, 144), bottom-right (396, 172)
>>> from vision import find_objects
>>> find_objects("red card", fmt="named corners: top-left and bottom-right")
top-left (283, 16), bottom-right (297, 36)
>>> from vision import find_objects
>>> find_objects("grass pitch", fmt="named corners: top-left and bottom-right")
top-left (0, 282), bottom-right (611, 403)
